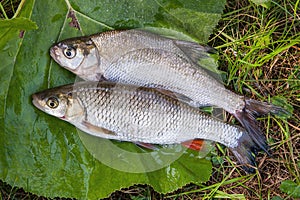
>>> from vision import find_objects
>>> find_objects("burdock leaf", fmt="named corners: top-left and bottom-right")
top-left (0, 17), bottom-right (38, 30)
top-left (0, 0), bottom-right (225, 198)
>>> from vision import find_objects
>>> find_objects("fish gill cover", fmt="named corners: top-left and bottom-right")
top-left (0, 0), bottom-right (225, 198)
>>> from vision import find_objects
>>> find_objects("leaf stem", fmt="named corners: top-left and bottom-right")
top-left (64, 0), bottom-right (72, 9)
top-left (74, 10), bottom-right (114, 30)
top-left (13, 0), bottom-right (26, 18)
top-left (0, 2), bottom-right (8, 19)
top-left (64, 0), bottom-right (113, 30)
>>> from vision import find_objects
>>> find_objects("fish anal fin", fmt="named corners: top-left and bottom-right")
top-left (82, 121), bottom-right (116, 135)
top-left (182, 139), bottom-right (205, 151)
top-left (135, 142), bottom-right (159, 150)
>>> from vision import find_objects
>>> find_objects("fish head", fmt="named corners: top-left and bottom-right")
top-left (32, 87), bottom-right (71, 119)
top-left (32, 84), bottom-right (86, 122)
top-left (50, 37), bottom-right (101, 80)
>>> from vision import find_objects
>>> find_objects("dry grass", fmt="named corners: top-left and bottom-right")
top-left (0, 0), bottom-right (20, 18)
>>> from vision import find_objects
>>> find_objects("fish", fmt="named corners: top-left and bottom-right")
top-left (33, 81), bottom-right (265, 172)
top-left (50, 29), bottom-right (286, 154)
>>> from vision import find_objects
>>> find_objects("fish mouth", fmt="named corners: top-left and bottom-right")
top-left (32, 94), bottom-right (45, 112)
top-left (49, 46), bottom-right (60, 61)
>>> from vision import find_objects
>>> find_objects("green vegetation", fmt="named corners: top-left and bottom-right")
top-left (199, 1), bottom-right (299, 199)
top-left (1, 0), bottom-right (299, 199)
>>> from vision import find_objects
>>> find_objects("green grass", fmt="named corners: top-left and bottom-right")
top-left (212, 0), bottom-right (298, 197)
top-left (1, 0), bottom-right (299, 199)
top-left (202, 0), bottom-right (299, 199)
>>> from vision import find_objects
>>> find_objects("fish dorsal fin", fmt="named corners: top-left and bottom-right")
top-left (82, 121), bottom-right (116, 135)
top-left (174, 40), bottom-right (225, 83)
top-left (181, 139), bottom-right (205, 151)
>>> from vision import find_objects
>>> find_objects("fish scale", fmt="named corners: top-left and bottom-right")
top-left (50, 29), bottom-right (287, 156)
top-left (35, 82), bottom-right (244, 146)
top-left (32, 81), bottom-right (260, 171)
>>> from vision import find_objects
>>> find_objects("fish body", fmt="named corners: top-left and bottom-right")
top-left (32, 81), bottom-right (261, 171)
top-left (50, 30), bottom-right (244, 112)
top-left (50, 29), bottom-right (286, 153)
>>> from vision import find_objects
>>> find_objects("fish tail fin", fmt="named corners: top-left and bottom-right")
top-left (245, 98), bottom-right (288, 116)
top-left (229, 131), bottom-right (259, 173)
top-left (234, 98), bottom-right (287, 155)
top-left (234, 110), bottom-right (269, 154)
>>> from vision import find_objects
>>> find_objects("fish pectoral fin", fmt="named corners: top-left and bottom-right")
top-left (154, 88), bottom-right (194, 105)
top-left (135, 142), bottom-right (159, 150)
top-left (181, 139), bottom-right (205, 151)
top-left (97, 74), bottom-right (108, 81)
top-left (82, 121), bottom-right (116, 135)
top-left (174, 40), bottom-right (216, 61)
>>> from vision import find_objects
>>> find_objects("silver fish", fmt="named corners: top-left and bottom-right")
top-left (32, 81), bottom-right (261, 172)
top-left (50, 29), bottom-right (286, 153)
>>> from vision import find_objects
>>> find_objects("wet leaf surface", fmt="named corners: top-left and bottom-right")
top-left (0, 0), bottom-right (225, 198)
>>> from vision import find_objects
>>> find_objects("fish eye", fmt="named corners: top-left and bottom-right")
top-left (46, 97), bottom-right (59, 109)
top-left (63, 47), bottom-right (76, 59)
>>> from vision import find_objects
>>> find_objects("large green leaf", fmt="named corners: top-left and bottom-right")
top-left (0, 17), bottom-right (38, 30)
top-left (0, 0), bottom-right (225, 198)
